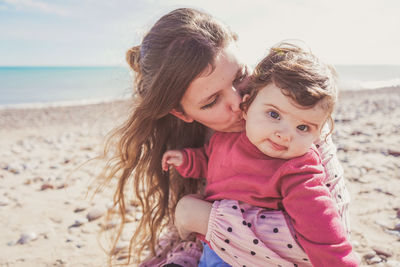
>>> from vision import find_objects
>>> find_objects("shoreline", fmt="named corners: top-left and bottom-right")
top-left (1, 85), bottom-right (398, 111)
top-left (0, 87), bottom-right (399, 266)
top-left (0, 95), bottom-right (131, 111)
top-left (339, 85), bottom-right (400, 96)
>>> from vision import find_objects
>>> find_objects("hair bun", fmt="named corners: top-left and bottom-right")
top-left (126, 46), bottom-right (141, 72)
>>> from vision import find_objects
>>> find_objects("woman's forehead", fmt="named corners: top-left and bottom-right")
top-left (184, 47), bottom-right (242, 103)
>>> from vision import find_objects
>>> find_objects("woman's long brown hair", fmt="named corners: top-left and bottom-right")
top-left (98, 8), bottom-right (237, 265)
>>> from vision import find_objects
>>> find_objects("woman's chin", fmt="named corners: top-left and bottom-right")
top-left (225, 119), bottom-right (245, 132)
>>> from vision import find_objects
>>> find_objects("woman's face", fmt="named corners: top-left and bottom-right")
top-left (171, 43), bottom-right (249, 132)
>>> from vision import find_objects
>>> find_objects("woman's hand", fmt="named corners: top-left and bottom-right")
top-left (162, 150), bottom-right (184, 171)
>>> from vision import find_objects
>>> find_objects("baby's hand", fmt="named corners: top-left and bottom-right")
top-left (161, 150), bottom-right (184, 171)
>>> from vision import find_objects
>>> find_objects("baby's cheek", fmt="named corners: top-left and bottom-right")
top-left (294, 139), bottom-right (313, 156)
top-left (303, 138), bottom-right (315, 152)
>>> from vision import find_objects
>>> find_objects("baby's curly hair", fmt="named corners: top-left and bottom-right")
top-left (241, 42), bottom-right (338, 132)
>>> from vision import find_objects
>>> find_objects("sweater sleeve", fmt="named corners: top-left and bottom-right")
top-left (280, 150), bottom-right (358, 266)
top-left (174, 146), bottom-right (209, 179)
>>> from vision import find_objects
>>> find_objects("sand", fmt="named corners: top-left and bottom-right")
top-left (0, 88), bottom-right (399, 267)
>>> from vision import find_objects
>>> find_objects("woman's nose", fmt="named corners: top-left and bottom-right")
top-left (228, 87), bottom-right (242, 113)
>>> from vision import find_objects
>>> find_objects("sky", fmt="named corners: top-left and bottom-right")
top-left (0, 0), bottom-right (399, 66)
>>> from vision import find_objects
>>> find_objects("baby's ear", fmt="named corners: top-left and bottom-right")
top-left (242, 94), bottom-right (250, 120)
top-left (170, 108), bottom-right (194, 123)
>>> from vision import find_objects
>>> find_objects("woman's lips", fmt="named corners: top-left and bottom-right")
top-left (268, 139), bottom-right (287, 151)
top-left (233, 118), bottom-right (245, 126)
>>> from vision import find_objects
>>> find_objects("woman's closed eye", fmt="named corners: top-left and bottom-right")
top-left (201, 95), bottom-right (219, 110)
top-left (268, 110), bottom-right (280, 119)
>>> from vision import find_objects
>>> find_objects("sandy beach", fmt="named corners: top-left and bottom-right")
top-left (0, 88), bottom-right (399, 267)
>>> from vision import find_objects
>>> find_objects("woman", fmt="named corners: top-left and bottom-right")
top-left (99, 8), bottom-right (350, 267)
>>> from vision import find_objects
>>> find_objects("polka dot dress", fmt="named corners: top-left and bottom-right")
top-left (206, 200), bottom-right (312, 267)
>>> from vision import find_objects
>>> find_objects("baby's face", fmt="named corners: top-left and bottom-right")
top-left (243, 83), bottom-right (328, 159)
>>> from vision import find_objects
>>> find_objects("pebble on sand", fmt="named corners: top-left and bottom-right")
top-left (86, 207), bottom-right (105, 222)
top-left (69, 218), bottom-right (88, 228)
top-left (16, 232), bottom-right (38, 245)
top-left (0, 198), bottom-right (10, 206)
top-left (40, 183), bottom-right (54, 190)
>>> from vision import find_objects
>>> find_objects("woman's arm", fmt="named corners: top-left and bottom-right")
top-left (174, 194), bottom-right (212, 239)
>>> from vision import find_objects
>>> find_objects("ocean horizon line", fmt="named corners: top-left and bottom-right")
top-left (1, 64), bottom-right (400, 67)
top-left (0, 95), bottom-right (132, 110)
top-left (0, 65), bottom-right (128, 68)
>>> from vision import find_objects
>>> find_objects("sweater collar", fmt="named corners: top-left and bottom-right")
top-left (239, 131), bottom-right (269, 158)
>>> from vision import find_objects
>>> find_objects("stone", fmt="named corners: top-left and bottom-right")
top-left (387, 149), bottom-right (400, 157)
top-left (54, 259), bottom-right (67, 267)
top-left (40, 183), bottom-right (54, 190)
top-left (112, 241), bottom-right (129, 255)
top-left (351, 240), bottom-right (360, 248)
top-left (0, 198), bottom-right (10, 206)
top-left (363, 251), bottom-right (376, 260)
top-left (366, 256), bottom-right (382, 265)
top-left (50, 216), bottom-right (63, 224)
top-left (372, 246), bottom-right (393, 258)
top-left (16, 232), bottom-right (38, 244)
top-left (74, 207), bottom-right (87, 213)
top-left (56, 183), bottom-right (68, 189)
top-left (86, 207), bottom-right (105, 222)
top-left (68, 218), bottom-right (88, 228)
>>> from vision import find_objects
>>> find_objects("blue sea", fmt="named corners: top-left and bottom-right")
top-left (0, 65), bottom-right (399, 108)
top-left (0, 66), bottom-right (132, 108)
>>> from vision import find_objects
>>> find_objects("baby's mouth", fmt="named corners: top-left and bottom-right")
top-left (268, 139), bottom-right (287, 151)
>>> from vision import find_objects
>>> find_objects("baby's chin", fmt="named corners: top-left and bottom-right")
top-left (282, 150), bottom-right (310, 159)
top-left (263, 148), bottom-right (310, 160)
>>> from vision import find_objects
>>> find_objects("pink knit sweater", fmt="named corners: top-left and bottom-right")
top-left (176, 131), bottom-right (358, 266)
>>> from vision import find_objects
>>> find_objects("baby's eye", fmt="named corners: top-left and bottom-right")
top-left (297, 125), bottom-right (309, 132)
top-left (268, 111), bottom-right (280, 119)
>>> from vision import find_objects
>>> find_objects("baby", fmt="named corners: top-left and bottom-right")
top-left (162, 43), bottom-right (358, 266)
